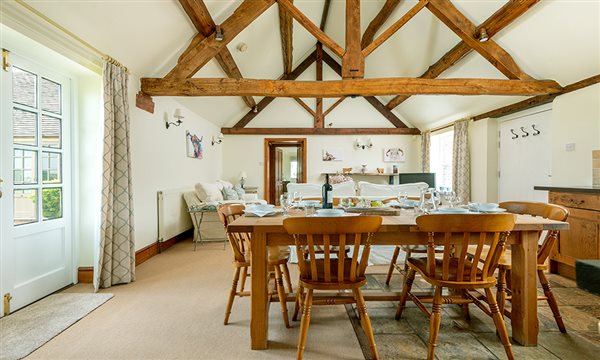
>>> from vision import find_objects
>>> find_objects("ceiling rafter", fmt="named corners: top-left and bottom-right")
top-left (221, 127), bottom-right (421, 135)
top-left (319, 0), bottom-right (332, 31)
top-left (166, 0), bottom-right (275, 79)
top-left (178, 0), bottom-right (256, 109)
top-left (294, 98), bottom-right (316, 117)
top-left (386, 0), bottom-right (540, 109)
top-left (361, 0), bottom-right (402, 49)
top-left (426, 0), bottom-right (533, 80)
top-left (314, 1), bottom-right (332, 128)
top-left (342, 0), bottom-right (364, 78)
top-left (278, 0), bottom-right (293, 75)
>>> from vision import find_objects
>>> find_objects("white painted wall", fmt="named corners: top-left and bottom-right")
top-left (470, 118), bottom-right (499, 203)
top-left (128, 75), bottom-right (223, 251)
top-left (222, 134), bottom-right (420, 199)
top-left (551, 84), bottom-right (600, 186)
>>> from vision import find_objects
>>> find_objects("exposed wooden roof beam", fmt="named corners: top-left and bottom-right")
top-left (277, 0), bottom-right (344, 58)
top-left (294, 98), bottom-right (316, 117)
top-left (167, 0), bottom-right (275, 79)
top-left (231, 51), bottom-right (317, 128)
top-left (221, 127), bottom-right (421, 135)
top-left (362, 0), bottom-right (427, 57)
top-left (342, 0), bottom-right (364, 78)
top-left (472, 74), bottom-right (600, 121)
top-left (278, 0), bottom-right (293, 75)
top-left (178, 0), bottom-right (256, 108)
top-left (319, 0), bottom-right (332, 31)
top-left (315, 43), bottom-right (324, 128)
top-left (386, 0), bottom-right (539, 109)
top-left (321, 51), bottom-right (408, 128)
top-left (141, 77), bottom-right (562, 98)
top-left (323, 97), bottom-right (346, 117)
top-left (426, 0), bottom-right (532, 80)
top-left (361, 0), bottom-right (402, 49)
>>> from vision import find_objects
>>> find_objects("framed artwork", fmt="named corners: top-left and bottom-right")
top-left (383, 147), bottom-right (405, 162)
top-left (186, 131), bottom-right (203, 159)
top-left (322, 148), bottom-right (343, 161)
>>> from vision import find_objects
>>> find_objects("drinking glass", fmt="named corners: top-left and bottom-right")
top-left (280, 194), bottom-right (290, 216)
top-left (292, 192), bottom-right (303, 206)
top-left (397, 192), bottom-right (408, 206)
top-left (445, 191), bottom-right (457, 208)
top-left (304, 203), bottom-right (316, 216)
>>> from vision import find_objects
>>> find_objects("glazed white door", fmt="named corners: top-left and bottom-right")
top-left (498, 109), bottom-right (552, 202)
top-left (0, 53), bottom-right (73, 315)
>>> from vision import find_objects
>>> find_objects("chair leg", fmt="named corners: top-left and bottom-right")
top-left (462, 290), bottom-right (471, 320)
top-left (539, 270), bottom-right (566, 333)
top-left (224, 267), bottom-right (241, 325)
top-left (485, 288), bottom-right (515, 360)
top-left (282, 262), bottom-right (294, 294)
top-left (274, 265), bottom-right (290, 328)
top-left (239, 266), bottom-right (248, 293)
top-left (354, 288), bottom-right (379, 360)
top-left (427, 286), bottom-right (443, 360)
top-left (293, 285), bottom-right (304, 321)
top-left (297, 289), bottom-right (314, 360)
top-left (404, 249), bottom-right (412, 272)
top-left (385, 246), bottom-right (401, 285)
top-left (497, 266), bottom-right (508, 318)
top-left (395, 268), bottom-right (416, 320)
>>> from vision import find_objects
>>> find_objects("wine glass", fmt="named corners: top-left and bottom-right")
top-left (280, 194), bottom-right (290, 216)
top-left (397, 192), bottom-right (408, 207)
top-left (446, 191), bottom-right (457, 208)
top-left (292, 192), bottom-right (303, 206)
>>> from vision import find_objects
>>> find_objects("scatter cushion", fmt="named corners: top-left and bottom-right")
top-left (217, 180), bottom-right (234, 190)
top-left (233, 185), bottom-right (246, 199)
top-left (358, 181), bottom-right (429, 197)
top-left (222, 187), bottom-right (240, 200)
top-left (195, 182), bottom-right (224, 202)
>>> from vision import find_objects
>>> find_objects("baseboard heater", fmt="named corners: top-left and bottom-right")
top-left (157, 188), bottom-right (193, 244)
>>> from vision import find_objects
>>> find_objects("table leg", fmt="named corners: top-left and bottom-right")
top-left (250, 231), bottom-right (269, 349)
top-left (510, 230), bottom-right (539, 346)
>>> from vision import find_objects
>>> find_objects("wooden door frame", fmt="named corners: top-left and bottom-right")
top-left (264, 138), bottom-right (307, 204)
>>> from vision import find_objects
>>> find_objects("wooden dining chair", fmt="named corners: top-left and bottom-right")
top-left (283, 216), bottom-right (383, 360)
top-left (469, 202), bottom-right (569, 332)
top-left (396, 214), bottom-right (516, 360)
top-left (218, 204), bottom-right (293, 328)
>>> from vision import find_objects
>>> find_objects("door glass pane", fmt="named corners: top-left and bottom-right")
top-left (41, 115), bottom-right (61, 148)
top-left (42, 188), bottom-right (62, 220)
top-left (13, 67), bottom-right (37, 108)
top-left (14, 189), bottom-right (38, 225)
top-left (41, 77), bottom-right (61, 114)
top-left (13, 108), bottom-right (37, 146)
top-left (13, 149), bottom-right (38, 185)
top-left (42, 152), bottom-right (62, 183)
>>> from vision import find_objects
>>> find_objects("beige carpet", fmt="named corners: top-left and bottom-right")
top-left (26, 239), bottom-right (365, 359)
top-left (1, 293), bottom-right (113, 360)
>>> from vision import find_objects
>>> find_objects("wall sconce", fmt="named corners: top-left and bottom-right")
top-left (239, 171), bottom-right (247, 188)
top-left (354, 138), bottom-right (373, 150)
top-left (215, 25), bottom-right (224, 41)
top-left (166, 108), bottom-right (184, 129)
top-left (212, 133), bottom-right (224, 146)
top-left (478, 28), bottom-right (489, 42)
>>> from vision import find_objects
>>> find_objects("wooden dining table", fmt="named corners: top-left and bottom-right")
top-left (227, 211), bottom-right (569, 350)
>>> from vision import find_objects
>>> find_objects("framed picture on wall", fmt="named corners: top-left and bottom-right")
top-left (322, 148), bottom-right (343, 161)
top-left (383, 147), bottom-right (405, 162)
top-left (186, 131), bottom-right (203, 159)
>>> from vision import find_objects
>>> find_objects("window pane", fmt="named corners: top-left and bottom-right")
top-left (14, 189), bottom-right (38, 225)
top-left (41, 77), bottom-right (61, 114)
top-left (42, 188), bottom-right (62, 220)
top-left (430, 131), bottom-right (454, 191)
top-left (13, 108), bottom-right (37, 146)
top-left (13, 67), bottom-right (37, 108)
top-left (13, 149), bottom-right (37, 185)
top-left (42, 152), bottom-right (62, 183)
top-left (42, 115), bottom-right (61, 148)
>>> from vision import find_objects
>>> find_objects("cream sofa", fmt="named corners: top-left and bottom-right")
top-left (285, 181), bottom-right (429, 199)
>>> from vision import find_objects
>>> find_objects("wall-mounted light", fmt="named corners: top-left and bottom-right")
top-left (166, 108), bottom-right (184, 129)
top-left (478, 28), bottom-right (489, 42)
top-left (354, 137), bottom-right (373, 150)
top-left (212, 133), bottom-right (224, 146)
top-left (215, 25), bottom-right (224, 41)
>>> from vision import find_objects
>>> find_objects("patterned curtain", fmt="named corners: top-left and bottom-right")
top-left (452, 120), bottom-right (471, 202)
top-left (95, 62), bottom-right (135, 290)
top-left (421, 131), bottom-right (431, 172)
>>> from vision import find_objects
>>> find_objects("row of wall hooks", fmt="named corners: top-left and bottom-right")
top-left (510, 124), bottom-right (541, 139)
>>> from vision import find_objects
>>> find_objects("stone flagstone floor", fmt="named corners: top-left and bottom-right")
top-left (346, 268), bottom-right (600, 360)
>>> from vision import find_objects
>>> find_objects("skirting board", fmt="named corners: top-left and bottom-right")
top-left (77, 229), bottom-right (193, 283)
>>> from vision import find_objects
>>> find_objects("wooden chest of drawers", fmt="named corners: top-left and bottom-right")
top-left (549, 191), bottom-right (600, 279)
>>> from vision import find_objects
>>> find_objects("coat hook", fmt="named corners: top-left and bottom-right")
top-left (532, 124), bottom-right (541, 136)
top-left (520, 126), bottom-right (529, 137)
top-left (510, 129), bottom-right (519, 139)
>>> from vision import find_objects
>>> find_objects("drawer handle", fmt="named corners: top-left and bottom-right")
top-left (567, 199), bottom-right (585, 207)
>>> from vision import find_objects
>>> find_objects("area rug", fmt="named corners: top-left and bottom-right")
top-left (288, 245), bottom-right (405, 266)
top-left (0, 293), bottom-right (113, 360)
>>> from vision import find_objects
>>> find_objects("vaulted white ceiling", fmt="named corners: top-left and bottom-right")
top-left (22, 0), bottom-right (600, 130)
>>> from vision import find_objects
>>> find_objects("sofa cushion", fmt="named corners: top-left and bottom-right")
top-left (358, 181), bottom-right (429, 197)
top-left (222, 187), bottom-right (240, 200)
top-left (286, 183), bottom-right (322, 198)
top-left (333, 181), bottom-right (356, 196)
top-left (195, 182), bottom-right (224, 202)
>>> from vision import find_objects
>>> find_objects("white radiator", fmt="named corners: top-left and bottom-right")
top-left (157, 188), bottom-right (193, 242)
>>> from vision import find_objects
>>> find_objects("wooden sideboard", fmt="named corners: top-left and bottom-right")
top-left (535, 186), bottom-right (600, 279)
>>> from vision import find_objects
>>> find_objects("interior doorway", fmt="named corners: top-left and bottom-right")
top-left (264, 138), bottom-right (307, 205)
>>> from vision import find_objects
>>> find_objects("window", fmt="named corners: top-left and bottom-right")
top-left (430, 130), bottom-right (453, 190)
